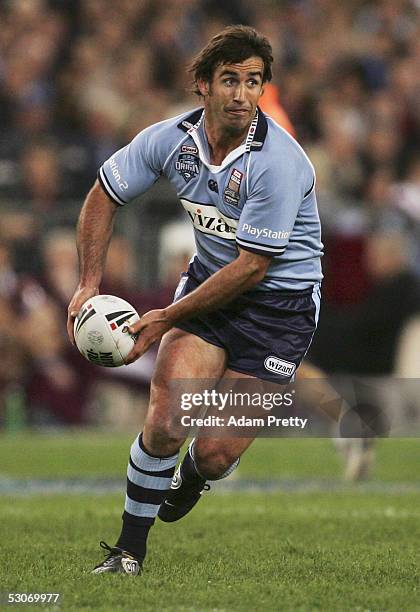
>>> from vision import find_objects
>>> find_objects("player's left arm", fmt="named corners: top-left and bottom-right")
top-left (125, 247), bottom-right (271, 363)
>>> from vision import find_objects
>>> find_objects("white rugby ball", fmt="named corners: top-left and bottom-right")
top-left (74, 295), bottom-right (140, 367)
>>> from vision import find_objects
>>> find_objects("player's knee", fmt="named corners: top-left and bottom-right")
top-left (143, 418), bottom-right (184, 457)
top-left (194, 444), bottom-right (237, 480)
top-left (143, 383), bottom-right (185, 455)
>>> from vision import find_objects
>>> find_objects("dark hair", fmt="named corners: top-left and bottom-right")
top-left (189, 25), bottom-right (273, 96)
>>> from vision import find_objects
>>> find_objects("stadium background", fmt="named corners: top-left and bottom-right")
top-left (1, 1), bottom-right (419, 609)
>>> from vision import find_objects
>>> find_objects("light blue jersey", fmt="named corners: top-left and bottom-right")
top-left (99, 107), bottom-right (323, 291)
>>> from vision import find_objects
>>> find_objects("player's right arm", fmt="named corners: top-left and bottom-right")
top-left (67, 180), bottom-right (118, 344)
top-left (67, 119), bottom-right (171, 344)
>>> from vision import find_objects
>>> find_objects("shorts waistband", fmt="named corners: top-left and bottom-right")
top-left (189, 257), bottom-right (319, 298)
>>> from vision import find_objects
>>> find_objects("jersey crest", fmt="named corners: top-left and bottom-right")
top-left (175, 145), bottom-right (200, 182)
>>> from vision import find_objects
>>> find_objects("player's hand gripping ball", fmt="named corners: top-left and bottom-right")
top-left (74, 295), bottom-right (140, 367)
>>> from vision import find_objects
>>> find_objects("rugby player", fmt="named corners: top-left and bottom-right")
top-left (67, 25), bottom-right (323, 576)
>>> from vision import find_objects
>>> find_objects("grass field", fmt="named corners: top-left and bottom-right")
top-left (1, 433), bottom-right (419, 611)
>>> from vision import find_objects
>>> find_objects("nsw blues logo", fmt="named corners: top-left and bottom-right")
top-left (175, 144), bottom-right (200, 183)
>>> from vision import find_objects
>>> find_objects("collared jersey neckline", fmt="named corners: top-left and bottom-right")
top-left (177, 107), bottom-right (268, 173)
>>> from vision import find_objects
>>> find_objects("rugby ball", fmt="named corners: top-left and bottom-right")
top-left (74, 295), bottom-right (140, 367)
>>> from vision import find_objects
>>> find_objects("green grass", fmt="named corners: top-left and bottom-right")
top-left (0, 432), bottom-right (419, 481)
top-left (1, 493), bottom-right (420, 611)
top-left (0, 433), bottom-right (419, 610)
top-left (0, 431), bottom-right (131, 478)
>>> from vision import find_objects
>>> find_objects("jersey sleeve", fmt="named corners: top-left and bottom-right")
top-left (236, 157), bottom-right (315, 256)
top-left (98, 124), bottom-right (165, 205)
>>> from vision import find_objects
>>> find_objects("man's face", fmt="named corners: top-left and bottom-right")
top-left (198, 56), bottom-right (265, 135)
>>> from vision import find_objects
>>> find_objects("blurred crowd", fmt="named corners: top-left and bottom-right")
top-left (0, 0), bottom-right (420, 428)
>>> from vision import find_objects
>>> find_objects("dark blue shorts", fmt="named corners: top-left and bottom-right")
top-left (173, 258), bottom-right (321, 384)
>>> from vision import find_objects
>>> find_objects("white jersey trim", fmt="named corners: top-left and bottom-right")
top-left (236, 236), bottom-right (286, 255)
top-left (99, 166), bottom-right (126, 205)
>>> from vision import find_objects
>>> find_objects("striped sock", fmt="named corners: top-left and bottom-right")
top-left (116, 433), bottom-right (179, 560)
